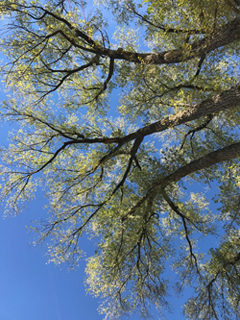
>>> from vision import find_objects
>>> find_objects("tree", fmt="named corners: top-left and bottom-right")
top-left (0, 0), bottom-right (240, 318)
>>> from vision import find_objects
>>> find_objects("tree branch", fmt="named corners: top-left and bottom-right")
top-left (128, 4), bottom-right (206, 34)
top-left (161, 188), bottom-right (200, 271)
top-left (180, 114), bottom-right (213, 150)
top-left (121, 142), bottom-right (240, 222)
top-left (3, 3), bottom-right (240, 65)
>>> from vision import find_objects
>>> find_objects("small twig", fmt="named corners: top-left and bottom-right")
top-left (161, 188), bottom-right (200, 271)
top-left (92, 57), bottom-right (115, 101)
top-left (180, 114), bottom-right (213, 150)
top-left (194, 54), bottom-right (206, 78)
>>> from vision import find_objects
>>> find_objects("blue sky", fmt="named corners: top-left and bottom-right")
top-left (0, 91), bottom-right (219, 320)
top-left (0, 82), bottom-right (192, 319)
top-left (0, 158), bottom-right (187, 320)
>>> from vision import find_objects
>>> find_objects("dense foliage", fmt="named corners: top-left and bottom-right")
top-left (0, 0), bottom-right (240, 318)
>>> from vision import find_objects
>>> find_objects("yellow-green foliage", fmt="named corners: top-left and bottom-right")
top-left (0, 0), bottom-right (240, 319)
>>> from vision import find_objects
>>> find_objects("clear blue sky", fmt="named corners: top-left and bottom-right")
top-left (0, 90), bottom-right (218, 320)
top-left (0, 1), bottom-right (220, 319)
top-left (0, 88), bottom-right (194, 319)
top-left (0, 158), bottom-right (188, 320)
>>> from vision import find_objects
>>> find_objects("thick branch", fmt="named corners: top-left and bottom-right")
top-left (121, 142), bottom-right (240, 221)
top-left (122, 82), bottom-right (240, 144)
top-left (95, 17), bottom-right (240, 64)
top-left (4, 3), bottom-right (240, 65)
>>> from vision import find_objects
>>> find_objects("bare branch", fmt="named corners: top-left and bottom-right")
top-left (161, 188), bottom-right (200, 271)
top-left (128, 4), bottom-right (207, 34)
top-left (180, 114), bottom-right (213, 150)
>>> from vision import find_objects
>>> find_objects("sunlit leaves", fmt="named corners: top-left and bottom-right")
top-left (0, 0), bottom-right (240, 319)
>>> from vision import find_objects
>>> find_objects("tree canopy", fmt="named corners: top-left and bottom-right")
top-left (0, 0), bottom-right (240, 319)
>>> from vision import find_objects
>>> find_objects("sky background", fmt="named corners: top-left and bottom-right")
top-left (0, 97), bottom-right (189, 320)
top-left (0, 138), bottom-right (189, 320)
top-left (0, 1), bottom-right (221, 319)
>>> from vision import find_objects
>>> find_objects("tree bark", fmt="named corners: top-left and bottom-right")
top-left (160, 142), bottom-right (240, 186)
top-left (12, 4), bottom-right (240, 65)
top-left (118, 82), bottom-right (240, 144)
top-left (122, 142), bottom-right (240, 220)
top-left (98, 17), bottom-right (240, 64)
